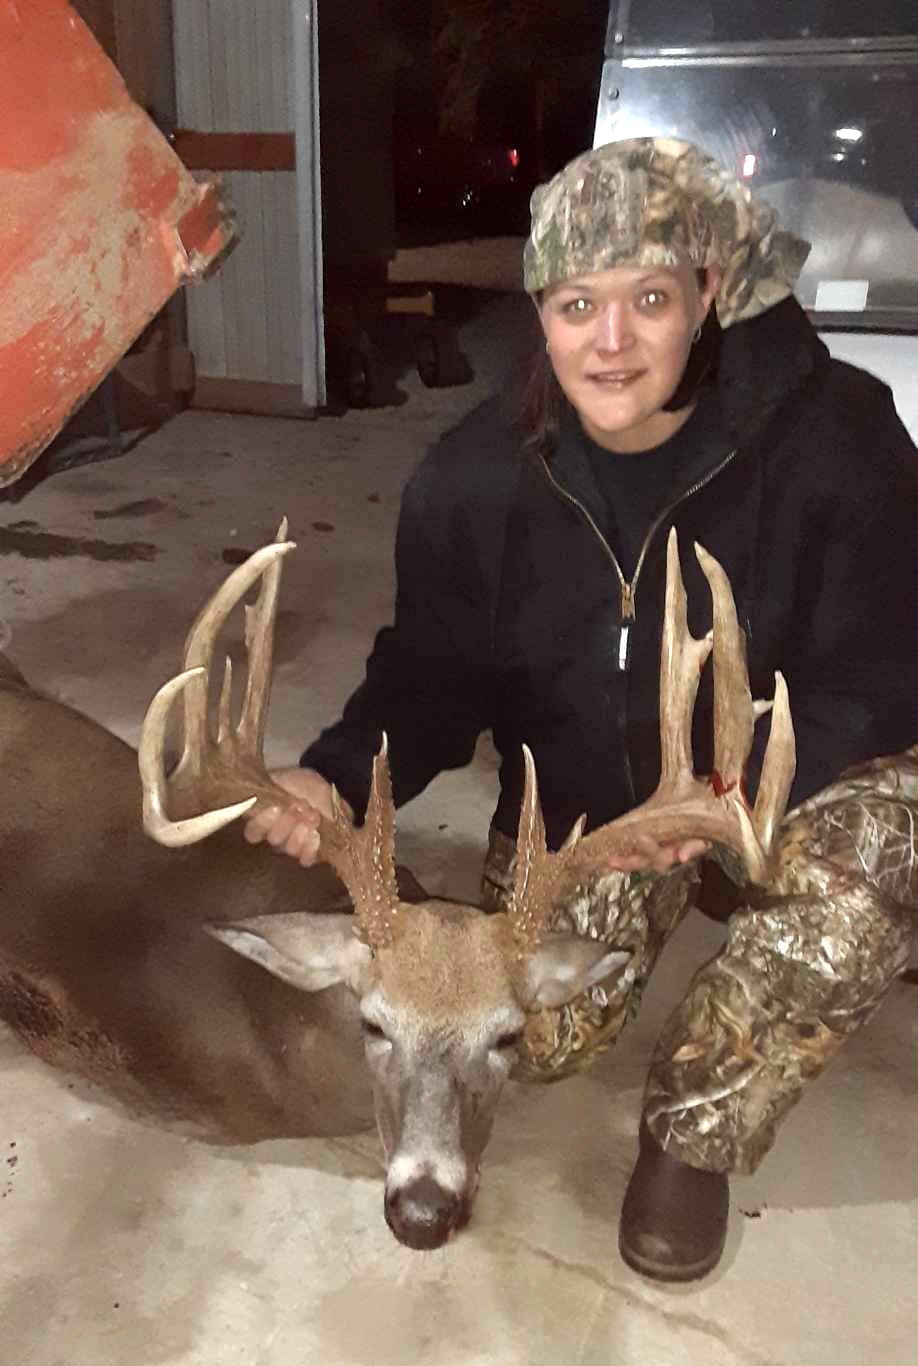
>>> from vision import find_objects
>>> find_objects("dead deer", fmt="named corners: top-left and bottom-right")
top-left (0, 522), bottom-right (794, 1251)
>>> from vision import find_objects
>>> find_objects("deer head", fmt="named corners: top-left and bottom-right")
top-left (138, 522), bottom-right (794, 1250)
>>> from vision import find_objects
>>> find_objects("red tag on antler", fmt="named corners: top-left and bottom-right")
top-left (710, 769), bottom-right (737, 797)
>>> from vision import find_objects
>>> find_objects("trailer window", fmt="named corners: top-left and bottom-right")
top-left (616, 0), bottom-right (917, 49)
top-left (595, 52), bottom-right (918, 328)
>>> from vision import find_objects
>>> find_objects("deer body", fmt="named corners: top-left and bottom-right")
top-left (0, 526), bottom-right (794, 1250)
top-left (0, 655), bottom-right (372, 1142)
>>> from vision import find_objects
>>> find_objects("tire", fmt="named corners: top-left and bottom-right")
top-left (416, 325), bottom-right (473, 389)
top-left (346, 335), bottom-right (391, 409)
top-left (416, 332), bottom-right (441, 388)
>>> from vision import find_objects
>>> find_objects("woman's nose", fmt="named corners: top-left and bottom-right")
top-left (595, 303), bottom-right (634, 353)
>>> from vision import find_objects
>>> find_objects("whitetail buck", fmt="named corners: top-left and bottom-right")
top-left (0, 522), bottom-right (794, 1250)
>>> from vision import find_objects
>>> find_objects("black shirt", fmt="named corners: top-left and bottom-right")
top-left (576, 386), bottom-right (731, 578)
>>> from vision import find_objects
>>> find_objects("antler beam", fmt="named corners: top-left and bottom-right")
top-left (504, 529), bottom-right (796, 954)
top-left (138, 525), bottom-right (403, 950)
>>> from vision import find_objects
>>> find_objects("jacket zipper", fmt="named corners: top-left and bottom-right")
top-left (537, 446), bottom-right (738, 801)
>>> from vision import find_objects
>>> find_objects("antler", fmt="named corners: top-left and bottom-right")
top-left (505, 746), bottom-right (586, 958)
top-left (138, 524), bottom-right (402, 951)
top-left (505, 529), bottom-right (796, 956)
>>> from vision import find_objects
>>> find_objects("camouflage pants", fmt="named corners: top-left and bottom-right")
top-left (482, 747), bottom-right (917, 1176)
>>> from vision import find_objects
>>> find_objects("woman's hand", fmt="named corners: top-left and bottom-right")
top-left (604, 836), bottom-right (709, 875)
top-left (244, 771), bottom-right (707, 875)
top-left (243, 767), bottom-right (342, 867)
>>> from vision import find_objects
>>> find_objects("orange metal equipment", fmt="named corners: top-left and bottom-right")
top-left (0, 0), bottom-right (236, 486)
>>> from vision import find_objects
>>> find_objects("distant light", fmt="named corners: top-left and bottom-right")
top-left (741, 152), bottom-right (757, 178)
top-left (835, 127), bottom-right (863, 142)
top-left (508, 147), bottom-right (520, 168)
top-left (830, 151), bottom-right (846, 162)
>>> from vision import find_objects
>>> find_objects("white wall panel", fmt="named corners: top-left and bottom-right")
top-left (258, 1), bottom-right (291, 129)
top-left (173, 1), bottom-right (318, 397)
top-left (176, 0), bottom-right (293, 135)
top-left (206, 0), bottom-right (233, 132)
top-left (261, 172), bottom-right (303, 385)
top-left (185, 272), bottom-right (228, 380)
top-left (173, 0), bottom-right (214, 130)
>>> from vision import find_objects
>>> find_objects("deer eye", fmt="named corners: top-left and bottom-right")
top-left (361, 1019), bottom-right (389, 1042)
top-left (494, 1030), bottom-right (523, 1051)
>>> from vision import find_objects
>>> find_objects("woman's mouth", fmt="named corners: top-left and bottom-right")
top-left (587, 369), bottom-right (645, 389)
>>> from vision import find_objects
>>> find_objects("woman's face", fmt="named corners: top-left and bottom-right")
top-left (539, 263), bottom-right (720, 452)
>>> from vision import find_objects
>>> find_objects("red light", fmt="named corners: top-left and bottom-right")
top-left (508, 147), bottom-right (520, 168)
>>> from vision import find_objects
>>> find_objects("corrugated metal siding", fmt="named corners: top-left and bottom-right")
top-left (175, 0), bottom-right (293, 133)
top-left (173, 1), bottom-right (304, 388)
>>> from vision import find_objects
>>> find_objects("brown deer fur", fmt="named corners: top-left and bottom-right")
top-left (0, 654), bottom-right (373, 1142)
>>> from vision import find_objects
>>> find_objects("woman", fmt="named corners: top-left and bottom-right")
top-left (246, 139), bottom-right (918, 1282)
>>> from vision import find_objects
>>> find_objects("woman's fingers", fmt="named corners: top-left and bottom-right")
top-left (602, 835), bottom-right (710, 874)
top-left (243, 805), bottom-right (278, 844)
top-left (243, 799), bottom-right (321, 861)
top-left (677, 838), bottom-right (709, 863)
top-left (242, 769), bottom-right (341, 865)
top-left (265, 810), bottom-right (298, 848)
top-left (296, 827), bottom-right (322, 866)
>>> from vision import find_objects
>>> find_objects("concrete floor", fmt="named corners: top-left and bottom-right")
top-left (1, 288), bottom-right (916, 1366)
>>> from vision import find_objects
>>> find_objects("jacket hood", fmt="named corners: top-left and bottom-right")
top-left (712, 295), bottom-right (830, 448)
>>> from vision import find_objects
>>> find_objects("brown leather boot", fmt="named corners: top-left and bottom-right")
top-left (619, 1119), bottom-right (729, 1282)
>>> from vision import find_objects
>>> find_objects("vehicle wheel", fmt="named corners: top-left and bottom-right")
top-left (417, 325), bottom-right (473, 388)
top-left (416, 331), bottom-right (441, 388)
top-left (346, 335), bottom-right (389, 409)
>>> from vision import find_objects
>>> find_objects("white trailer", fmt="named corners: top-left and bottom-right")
top-left (595, 1), bottom-right (918, 439)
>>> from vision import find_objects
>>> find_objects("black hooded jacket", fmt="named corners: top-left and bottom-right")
top-left (303, 298), bottom-right (918, 849)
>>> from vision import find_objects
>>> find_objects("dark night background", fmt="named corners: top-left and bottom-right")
top-left (377, 0), bottom-right (611, 242)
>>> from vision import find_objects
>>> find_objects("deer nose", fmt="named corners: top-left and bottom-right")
top-left (384, 1176), bottom-right (467, 1251)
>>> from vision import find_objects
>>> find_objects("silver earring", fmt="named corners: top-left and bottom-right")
top-left (545, 341), bottom-right (551, 354)
top-left (692, 324), bottom-right (702, 344)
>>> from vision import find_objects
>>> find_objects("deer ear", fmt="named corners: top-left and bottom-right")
top-left (523, 937), bottom-right (632, 1009)
top-left (207, 913), bottom-right (373, 994)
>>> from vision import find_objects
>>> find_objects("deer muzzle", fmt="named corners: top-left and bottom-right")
top-left (384, 1175), bottom-right (472, 1251)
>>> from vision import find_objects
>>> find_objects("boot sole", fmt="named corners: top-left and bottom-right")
top-left (618, 1229), bottom-right (725, 1284)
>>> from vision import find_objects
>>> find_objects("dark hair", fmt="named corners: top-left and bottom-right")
top-left (519, 269), bottom-right (722, 458)
top-left (661, 298), bottom-right (722, 411)
top-left (518, 330), bottom-right (564, 459)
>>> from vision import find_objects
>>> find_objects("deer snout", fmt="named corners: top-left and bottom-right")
top-left (384, 1176), bottom-right (471, 1251)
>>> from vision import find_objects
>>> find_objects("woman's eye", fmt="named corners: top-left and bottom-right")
top-left (638, 289), bottom-right (669, 311)
top-left (562, 297), bottom-right (592, 316)
top-left (362, 1020), bottom-right (388, 1042)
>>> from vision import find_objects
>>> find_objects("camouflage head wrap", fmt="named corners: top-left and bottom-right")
top-left (523, 137), bottom-right (810, 328)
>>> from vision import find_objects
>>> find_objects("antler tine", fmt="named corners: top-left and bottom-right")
top-left (139, 668), bottom-right (258, 846)
top-left (141, 530), bottom-right (298, 848)
top-left (319, 733), bottom-right (402, 951)
top-left (506, 745), bottom-right (547, 956)
top-left (174, 536), bottom-right (295, 783)
top-left (694, 542), bottom-right (754, 791)
top-left (216, 656), bottom-right (233, 745)
top-left (238, 518), bottom-right (288, 757)
top-left (141, 532), bottom-right (406, 932)
top-left (540, 537), bottom-right (796, 892)
top-left (753, 670), bottom-right (796, 853)
top-left (506, 745), bottom-right (585, 958)
top-left (659, 529), bottom-right (713, 787)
